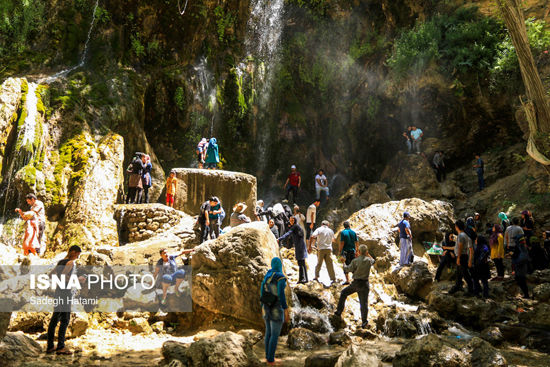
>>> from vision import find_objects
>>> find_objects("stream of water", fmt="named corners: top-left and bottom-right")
top-left (192, 57), bottom-right (217, 136)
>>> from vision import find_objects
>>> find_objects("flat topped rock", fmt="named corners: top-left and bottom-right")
top-left (170, 168), bottom-right (257, 225)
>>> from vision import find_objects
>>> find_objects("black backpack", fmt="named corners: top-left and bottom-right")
top-left (260, 274), bottom-right (283, 307)
top-left (198, 201), bottom-right (209, 224)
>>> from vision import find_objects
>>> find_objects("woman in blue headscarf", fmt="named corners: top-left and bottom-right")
top-left (260, 257), bottom-right (288, 365)
top-left (205, 137), bottom-right (219, 169)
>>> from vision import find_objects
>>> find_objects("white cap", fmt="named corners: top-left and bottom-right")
top-left (291, 165), bottom-right (296, 169)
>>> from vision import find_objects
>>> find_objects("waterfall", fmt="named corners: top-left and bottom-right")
top-left (416, 317), bottom-right (433, 335)
top-left (21, 83), bottom-right (38, 149)
top-left (38, 0), bottom-right (99, 84)
top-left (290, 292), bottom-right (334, 334)
top-left (246, 0), bottom-right (285, 66)
top-left (192, 57), bottom-right (217, 136)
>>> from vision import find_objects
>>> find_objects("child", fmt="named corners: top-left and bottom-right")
top-left (166, 171), bottom-right (177, 208)
top-left (15, 208), bottom-right (38, 256)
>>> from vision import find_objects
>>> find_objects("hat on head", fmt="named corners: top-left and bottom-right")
top-left (322, 220), bottom-right (330, 226)
top-left (403, 212), bottom-right (410, 218)
top-left (291, 165), bottom-right (296, 169)
top-left (233, 202), bottom-right (248, 213)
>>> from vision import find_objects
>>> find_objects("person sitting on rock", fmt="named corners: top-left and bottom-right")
top-left (434, 232), bottom-right (456, 282)
top-left (333, 244), bottom-right (374, 329)
top-left (141, 154), bottom-right (152, 203)
top-left (206, 197), bottom-right (223, 239)
top-left (397, 212), bottom-right (413, 267)
top-left (410, 125), bottom-right (423, 154)
top-left (230, 202), bottom-right (251, 228)
top-left (154, 248), bottom-right (194, 306)
top-left (315, 169), bottom-right (330, 201)
top-left (165, 170), bottom-right (177, 208)
top-left (278, 216), bottom-right (308, 284)
top-left (268, 219), bottom-right (279, 239)
top-left (339, 221), bottom-right (358, 285)
top-left (449, 220), bottom-right (474, 295)
top-left (15, 208), bottom-right (38, 256)
top-left (472, 235), bottom-right (490, 298)
top-left (204, 137), bottom-right (219, 170)
top-left (260, 257), bottom-right (289, 365)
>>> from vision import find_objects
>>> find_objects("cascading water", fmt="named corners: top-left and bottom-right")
top-left (21, 82), bottom-right (38, 149)
top-left (290, 292), bottom-right (334, 334)
top-left (192, 57), bottom-right (217, 136)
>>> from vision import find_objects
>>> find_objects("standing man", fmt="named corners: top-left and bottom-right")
top-left (432, 151), bottom-right (446, 182)
top-left (504, 217), bottom-right (524, 252)
top-left (402, 126), bottom-right (412, 154)
top-left (306, 200), bottom-right (320, 247)
top-left (473, 153), bottom-right (484, 191)
top-left (333, 245), bottom-right (374, 329)
top-left (46, 245), bottom-right (83, 355)
top-left (310, 220), bottom-right (336, 285)
top-left (449, 220), bottom-right (474, 295)
top-left (410, 126), bottom-right (423, 154)
top-left (397, 212), bottom-right (413, 266)
top-left (339, 221), bottom-right (358, 285)
top-left (315, 169), bottom-right (330, 201)
top-left (197, 199), bottom-right (210, 243)
top-left (206, 197), bottom-right (223, 240)
top-left (284, 165), bottom-right (301, 203)
top-left (20, 193), bottom-right (46, 255)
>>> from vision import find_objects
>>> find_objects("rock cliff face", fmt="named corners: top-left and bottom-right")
top-left (172, 168), bottom-right (257, 226)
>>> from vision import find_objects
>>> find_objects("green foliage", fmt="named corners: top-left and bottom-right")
top-left (491, 19), bottom-right (550, 87)
top-left (213, 6), bottom-right (236, 43)
top-left (286, 0), bottom-right (330, 19)
top-left (95, 6), bottom-right (111, 25)
top-left (174, 87), bottom-right (185, 111)
top-left (0, 0), bottom-right (45, 54)
top-left (388, 7), bottom-right (505, 80)
top-left (131, 33), bottom-right (146, 58)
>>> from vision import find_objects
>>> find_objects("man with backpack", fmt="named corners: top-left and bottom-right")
top-left (260, 257), bottom-right (289, 365)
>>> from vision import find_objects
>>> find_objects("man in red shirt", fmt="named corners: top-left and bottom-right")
top-left (284, 165), bottom-right (301, 203)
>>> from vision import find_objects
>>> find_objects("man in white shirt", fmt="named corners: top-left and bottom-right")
top-left (306, 200), bottom-right (320, 246)
top-left (310, 220), bottom-right (336, 284)
top-left (20, 193), bottom-right (46, 255)
top-left (315, 169), bottom-right (330, 201)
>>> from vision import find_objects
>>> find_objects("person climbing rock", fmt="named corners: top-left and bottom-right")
top-left (268, 219), bottom-right (279, 239)
top-left (46, 245), bottom-right (83, 355)
top-left (126, 152), bottom-right (146, 204)
top-left (339, 221), bottom-right (358, 285)
top-left (230, 202), bottom-right (251, 228)
top-left (154, 248), bottom-right (194, 305)
top-left (434, 233), bottom-right (456, 282)
top-left (278, 216), bottom-right (308, 284)
top-left (306, 200), bottom-right (320, 247)
top-left (196, 138), bottom-right (208, 169)
top-left (206, 197), bottom-right (223, 239)
top-left (333, 245), bottom-right (374, 329)
top-left (402, 126), bottom-right (412, 154)
top-left (473, 153), bottom-right (484, 191)
top-left (449, 220), bottom-right (474, 295)
top-left (472, 236), bottom-right (490, 298)
top-left (315, 169), bottom-right (330, 201)
top-left (310, 220), bottom-right (336, 285)
top-left (260, 257), bottom-right (289, 365)
top-left (14, 208), bottom-right (38, 256)
top-left (397, 212), bottom-right (413, 266)
top-left (410, 125), bottom-right (423, 154)
top-left (489, 224), bottom-right (505, 280)
top-left (165, 170), bottom-right (177, 208)
top-left (433, 151), bottom-right (446, 182)
top-left (141, 154), bottom-right (152, 203)
top-left (205, 137), bottom-right (219, 169)
top-left (284, 165), bottom-right (301, 203)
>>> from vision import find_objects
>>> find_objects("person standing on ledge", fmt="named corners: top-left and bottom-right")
top-left (141, 154), bottom-right (152, 203)
top-left (397, 212), bottom-right (413, 266)
top-left (473, 153), bottom-right (484, 191)
top-left (165, 170), bottom-right (177, 208)
top-left (339, 221), bottom-right (358, 285)
top-left (315, 169), bottom-right (330, 201)
top-left (196, 138), bottom-right (208, 169)
top-left (205, 137), bottom-right (219, 170)
top-left (284, 165), bottom-right (301, 203)
top-left (402, 126), bottom-right (412, 154)
top-left (46, 245), bottom-right (83, 355)
top-left (333, 245), bottom-right (374, 329)
top-left (410, 125), bottom-right (423, 154)
top-left (17, 193), bottom-right (46, 255)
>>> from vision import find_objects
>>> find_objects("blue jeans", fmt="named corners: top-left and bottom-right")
top-left (406, 140), bottom-right (412, 154)
top-left (162, 270), bottom-right (186, 284)
top-left (264, 309), bottom-right (284, 363)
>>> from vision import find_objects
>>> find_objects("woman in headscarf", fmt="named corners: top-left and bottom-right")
top-left (489, 224), bottom-right (505, 280)
top-left (141, 154), bottom-right (152, 203)
top-left (465, 217), bottom-right (477, 242)
top-left (498, 212), bottom-right (510, 232)
top-left (434, 232), bottom-right (456, 282)
top-left (205, 137), bottom-right (219, 170)
top-left (278, 216), bottom-right (308, 283)
top-left (260, 257), bottom-right (288, 365)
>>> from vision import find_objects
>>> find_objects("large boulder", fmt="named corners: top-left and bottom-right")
top-left (54, 133), bottom-right (124, 250)
top-left (190, 222), bottom-right (280, 328)
top-left (287, 327), bottom-right (326, 350)
top-left (386, 262), bottom-right (433, 299)
top-left (0, 313), bottom-right (10, 340)
top-left (0, 331), bottom-right (42, 365)
top-left (339, 198), bottom-right (454, 268)
top-left (162, 331), bottom-right (260, 367)
top-left (392, 334), bottom-right (466, 367)
top-left (335, 343), bottom-right (382, 367)
top-left (380, 152), bottom-right (441, 200)
top-left (171, 168), bottom-right (257, 226)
